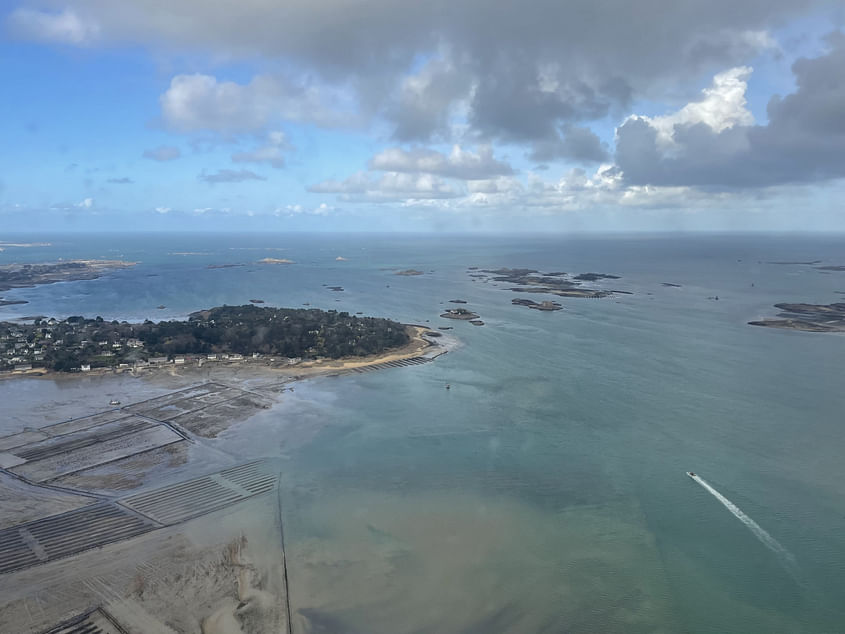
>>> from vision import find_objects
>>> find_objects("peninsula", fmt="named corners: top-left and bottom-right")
top-left (1, 304), bottom-right (410, 373)
top-left (0, 260), bottom-right (135, 293)
top-left (749, 302), bottom-right (845, 333)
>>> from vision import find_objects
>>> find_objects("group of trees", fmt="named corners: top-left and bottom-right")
top-left (3, 304), bottom-right (409, 371)
top-left (165, 305), bottom-right (409, 359)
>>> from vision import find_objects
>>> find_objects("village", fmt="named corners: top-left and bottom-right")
top-left (0, 315), bottom-right (303, 375)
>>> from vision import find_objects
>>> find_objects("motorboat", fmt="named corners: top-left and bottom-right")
top-left (686, 471), bottom-right (697, 478)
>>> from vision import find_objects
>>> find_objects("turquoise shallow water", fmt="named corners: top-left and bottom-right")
top-left (2, 233), bottom-right (845, 632)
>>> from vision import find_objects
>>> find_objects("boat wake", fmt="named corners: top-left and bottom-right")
top-left (688, 472), bottom-right (798, 574)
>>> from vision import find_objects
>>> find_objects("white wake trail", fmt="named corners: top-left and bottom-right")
top-left (689, 474), bottom-right (797, 570)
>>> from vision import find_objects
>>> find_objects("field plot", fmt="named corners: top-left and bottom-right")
top-left (121, 460), bottom-right (276, 525)
top-left (0, 502), bottom-right (155, 574)
top-left (123, 382), bottom-right (232, 419)
top-left (9, 425), bottom-right (183, 483)
top-left (0, 471), bottom-right (94, 529)
top-left (167, 393), bottom-right (272, 437)
top-left (115, 381), bottom-right (274, 437)
top-left (42, 607), bottom-right (126, 634)
top-left (0, 461), bottom-right (276, 575)
top-left (55, 443), bottom-right (188, 493)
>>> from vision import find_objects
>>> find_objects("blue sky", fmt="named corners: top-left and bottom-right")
top-left (1, 2), bottom-right (844, 232)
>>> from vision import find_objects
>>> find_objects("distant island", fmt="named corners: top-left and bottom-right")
top-left (573, 273), bottom-right (620, 281)
top-left (512, 298), bottom-right (562, 311)
top-left (0, 260), bottom-right (135, 293)
top-left (749, 302), bottom-right (845, 333)
top-left (0, 304), bottom-right (410, 373)
top-left (395, 269), bottom-right (424, 276)
top-left (475, 268), bottom-right (622, 298)
top-left (441, 308), bottom-right (480, 320)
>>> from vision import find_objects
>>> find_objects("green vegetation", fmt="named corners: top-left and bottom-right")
top-left (1, 304), bottom-right (409, 372)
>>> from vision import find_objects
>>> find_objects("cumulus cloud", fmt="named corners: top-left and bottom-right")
top-left (199, 168), bottom-right (266, 183)
top-left (308, 171), bottom-right (463, 202)
top-left (160, 73), bottom-right (354, 134)
top-left (633, 66), bottom-right (755, 150)
top-left (615, 34), bottom-right (845, 188)
top-left (231, 131), bottom-right (288, 168)
top-left (368, 145), bottom-right (513, 180)
top-left (142, 145), bottom-right (181, 161)
top-left (7, 8), bottom-right (99, 45)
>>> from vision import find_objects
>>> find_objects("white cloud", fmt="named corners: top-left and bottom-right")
top-left (231, 131), bottom-right (288, 168)
top-left (275, 203), bottom-right (335, 216)
top-left (629, 66), bottom-right (754, 151)
top-left (369, 145), bottom-right (513, 180)
top-left (160, 73), bottom-right (356, 134)
top-left (199, 169), bottom-right (266, 183)
top-left (7, 8), bottom-right (99, 45)
top-left (77, 197), bottom-right (94, 209)
top-left (154, 206), bottom-right (171, 214)
top-left (309, 171), bottom-right (463, 202)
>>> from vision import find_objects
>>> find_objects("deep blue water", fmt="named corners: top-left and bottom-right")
top-left (2, 233), bottom-right (845, 632)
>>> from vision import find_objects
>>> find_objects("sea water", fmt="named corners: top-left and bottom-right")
top-left (2, 233), bottom-right (845, 632)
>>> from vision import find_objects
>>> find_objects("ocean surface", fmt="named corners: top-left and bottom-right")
top-left (2, 232), bottom-right (845, 633)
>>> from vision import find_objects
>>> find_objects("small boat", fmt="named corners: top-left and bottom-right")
top-left (109, 399), bottom-right (121, 406)
top-left (686, 471), bottom-right (696, 478)
top-left (445, 384), bottom-right (451, 390)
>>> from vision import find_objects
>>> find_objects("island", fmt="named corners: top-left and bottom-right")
top-left (816, 265), bottom-right (845, 271)
top-left (448, 299), bottom-right (468, 304)
top-left (474, 268), bottom-right (620, 298)
top-left (0, 304), bottom-right (411, 373)
top-left (207, 263), bottom-right (245, 269)
top-left (441, 308), bottom-right (481, 320)
top-left (511, 298), bottom-right (563, 311)
top-left (395, 269), bottom-right (424, 276)
top-left (573, 273), bottom-right (620, 281)
top-left (749, 302), bottom-right (845, 332)
top-left (0, 260), bottom-right (135, 293)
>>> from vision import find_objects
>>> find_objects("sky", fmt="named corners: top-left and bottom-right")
top-left (1, 1), bottom-right (844, 233)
